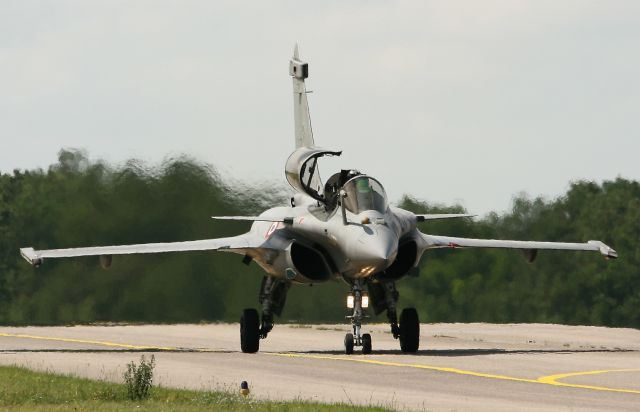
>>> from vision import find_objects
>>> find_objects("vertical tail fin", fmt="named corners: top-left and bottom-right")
top-left (290, 44), bottom-right (314, 149)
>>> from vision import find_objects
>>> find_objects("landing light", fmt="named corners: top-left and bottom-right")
top-left (346, 293), bottom-right (369, 308)
top-left (347, 294), bottom-right (354, 309)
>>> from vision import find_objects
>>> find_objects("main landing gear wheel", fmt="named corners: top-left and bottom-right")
top-left (399, 308), bottom-right (420, 353)
top-left (240, 308), bottom-right (260, 353)
top-left (362, 333), bottom-right (372, 355)
top-left (344, 333), bottom-right (354, 354)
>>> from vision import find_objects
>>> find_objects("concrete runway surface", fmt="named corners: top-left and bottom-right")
top-left (0, 323), bottom-right (639, 411)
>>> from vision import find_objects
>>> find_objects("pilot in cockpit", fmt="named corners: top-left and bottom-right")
top-left (342, 176), bottom-right (388, 214)
top-left (323, 169), bottom-right (361, 211)
top-left (323, 170), bottom-right (388, 214)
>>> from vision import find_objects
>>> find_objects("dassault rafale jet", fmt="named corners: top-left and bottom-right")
top-left (21, 45), bottom-right (617, 355)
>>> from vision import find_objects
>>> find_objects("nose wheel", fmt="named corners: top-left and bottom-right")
top-left (361, 333), bottom-right (372, 354)
top-left (344, 333), bottom-right (354, 354)
top-left (343, 331), bottom-right (372, 355)
top-left (344, 280), bottom-right (373, 354)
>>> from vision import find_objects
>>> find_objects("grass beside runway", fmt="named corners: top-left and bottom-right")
top-left (0, 365), bottom-right (391, 411)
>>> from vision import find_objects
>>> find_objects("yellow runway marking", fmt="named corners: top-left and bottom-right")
top-left (538, 369), bottom-right (640, 394)
top-left (2, 332), bottom-right (639, 395)
top-left (269, 353), bottom-right (538, 384)
top-left (269, 353), bottom-right (640, 395)
top-left (0, 332), bottom-right (176, 351)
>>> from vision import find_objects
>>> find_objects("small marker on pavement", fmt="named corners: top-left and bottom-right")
top-left (240, 381), bottom-right (250, 397)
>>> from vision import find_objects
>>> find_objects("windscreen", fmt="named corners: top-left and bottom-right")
top-left (342, 176), bottom-right (388, 214)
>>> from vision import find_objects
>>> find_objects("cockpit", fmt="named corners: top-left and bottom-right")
top-left (342, 176), bottom-right (388, 214)
top-left (284, 147), bottom-right (388, 215)
top-left (324, 172), bottom-right (388, 214)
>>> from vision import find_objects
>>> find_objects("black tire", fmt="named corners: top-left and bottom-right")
top-left (240, 308), bottom-right (260, 353)
top-left (399, 308), bottom-right (420, 353)
top-left (362, 333), bottom-right (372, 355)
top-left (344, 333), bottom-right (354, 355)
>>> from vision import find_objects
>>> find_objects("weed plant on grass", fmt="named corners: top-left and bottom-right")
top-left (0, 365), bottom-right (391, 411)
top-left (123, 354), bottom-right (155, 400)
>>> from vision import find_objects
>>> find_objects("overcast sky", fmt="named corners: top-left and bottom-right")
top-left (1, 1), bottom-right (638, 215)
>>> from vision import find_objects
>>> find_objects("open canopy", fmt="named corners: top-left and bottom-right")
top-left (285, 147), bottom-right (342, 202)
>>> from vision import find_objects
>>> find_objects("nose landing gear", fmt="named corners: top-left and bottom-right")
top-left (344, 280), bottom-right (373, 354)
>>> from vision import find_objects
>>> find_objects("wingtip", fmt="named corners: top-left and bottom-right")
top-left (604, 244), bottom-right (618, 259)
top-left (20, 247), bottom-right (43, 266)
top-left (588, 240), bottom-right (618, 259)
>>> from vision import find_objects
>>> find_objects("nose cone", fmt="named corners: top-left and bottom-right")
top-left (353, 226), bottom-right (398, 273)
top-left (358, 237), bottom-right (397, 265)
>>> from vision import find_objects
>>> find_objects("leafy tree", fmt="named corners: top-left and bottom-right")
top-left (0, 150), bottom-right (637, 328)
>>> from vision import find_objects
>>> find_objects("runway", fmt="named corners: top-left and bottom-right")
top-left (1, 323), bottom-right (639, 411)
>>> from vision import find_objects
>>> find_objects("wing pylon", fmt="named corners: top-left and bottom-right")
top-left (212, 216), bottom-right (294, 224)
top-left (416, 214), bottom-right (476, 222)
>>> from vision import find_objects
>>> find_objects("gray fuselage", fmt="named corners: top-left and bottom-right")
top-left (246, 182), bottom-right (420, 284)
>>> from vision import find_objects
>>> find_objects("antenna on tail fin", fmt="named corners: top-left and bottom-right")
top-left (290, 43), bottom-right (314, 149)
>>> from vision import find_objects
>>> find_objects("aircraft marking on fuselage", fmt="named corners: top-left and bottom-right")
top-left (265, 222), bottom-right (278, 239)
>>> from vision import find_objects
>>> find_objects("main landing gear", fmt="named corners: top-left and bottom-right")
top-left (398, 307), bottom-right (420, 352)
top-left (240, 308), bottom-right (260, 353)
top-left (240, 276), bottom-right (290, 353)
top-left (239, 275), bottom-right (419, 355)
top-left (343, 279), bottom-right (420, 354)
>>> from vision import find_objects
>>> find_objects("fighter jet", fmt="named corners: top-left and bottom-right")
top-left (20, 45), bottom-right (617, 355)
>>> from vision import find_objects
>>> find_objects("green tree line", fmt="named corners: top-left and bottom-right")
top-left (0, 150), bottom-right (637, 327)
